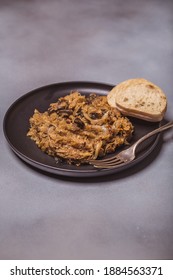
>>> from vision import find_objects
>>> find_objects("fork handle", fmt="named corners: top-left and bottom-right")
top-left (132, 121), bottom-right (173, 150)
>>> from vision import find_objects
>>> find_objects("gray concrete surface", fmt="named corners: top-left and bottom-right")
top-left (0, 0), bottom-right (173, 259)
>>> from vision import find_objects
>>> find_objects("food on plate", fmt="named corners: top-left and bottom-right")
top-left (107, 78), bottom-right (167, 122)
top-left (27, 91), bottom-right (134, 164)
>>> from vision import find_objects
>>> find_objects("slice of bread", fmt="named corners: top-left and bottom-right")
top-left (107, 78), bottom-right (167, 122)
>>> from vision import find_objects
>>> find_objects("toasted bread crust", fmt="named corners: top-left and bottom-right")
top-left (114, 103), bottom-right (163, 122)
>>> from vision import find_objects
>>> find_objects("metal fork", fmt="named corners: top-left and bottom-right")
top-left (89, 121), bottom-right (173, 169)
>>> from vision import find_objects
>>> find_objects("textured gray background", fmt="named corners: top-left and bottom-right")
top-left (0, 0), bottom-right (173, 259)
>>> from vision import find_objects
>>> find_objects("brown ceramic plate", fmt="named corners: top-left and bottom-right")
top-left (3, 81), bottom-right (160, 177)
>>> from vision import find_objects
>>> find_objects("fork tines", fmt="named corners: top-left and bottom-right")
top-left (89, 157), bottom-right (126, 169)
